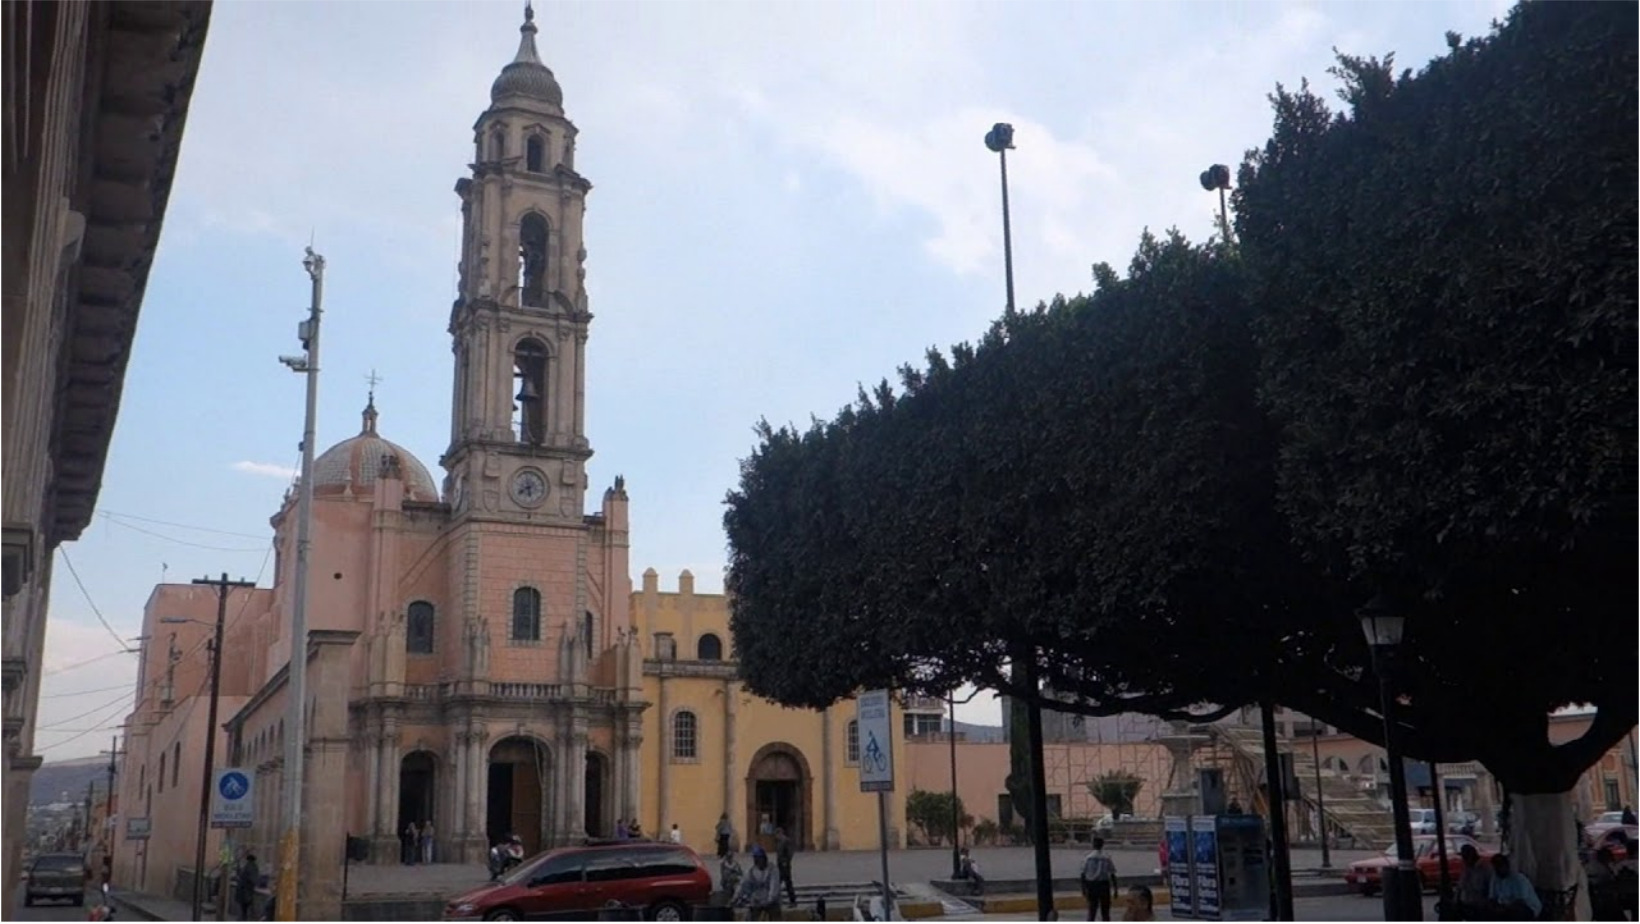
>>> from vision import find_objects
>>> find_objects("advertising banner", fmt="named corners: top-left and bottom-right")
top-left (1191, 814), bottom-right (1222, 920)
top-left (1165, 816), bottom-right (1194, 918)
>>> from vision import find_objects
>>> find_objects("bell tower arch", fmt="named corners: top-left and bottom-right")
top-left (445, 3), bottom-right (593, 522)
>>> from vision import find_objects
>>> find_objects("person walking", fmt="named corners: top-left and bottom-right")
top-left (234, 853), bottom-right (260, 921)
top-left (716, 813), bottom-right (734, 858)
top-left (774, 827), bottom-right (797, 906)
top-left (421, 820), bottom-right (436, 864)
top-left (669, 823), bottom-right (683, 845)
top-left (1080, 837), bottom-right (1119, 922)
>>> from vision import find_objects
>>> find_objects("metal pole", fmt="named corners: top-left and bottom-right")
top-left (1024, 658), bottom-right (1053, 921)
top-left (949, 692), bottom-right (961, 879)
top-left (1259, 702), bottom-right (1294, 921)
top-left (1310, 724), bottom-right (1330, 868)
top-left (1428, 762), bottom-right (1454, 920)
top-left (278, 248), bottom-right (325, 921)
top-left (190, 574), bottom-right (251, 922)
top-left (1373, 646), bottom-right (1423, 922)
top-left (999, 148), bottom-right (1016, 314)
top-left (877, 792), bottom-right (894, 918)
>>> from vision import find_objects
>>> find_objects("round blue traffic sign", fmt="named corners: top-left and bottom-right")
top-left (218, 771), bottom-right (250, 801)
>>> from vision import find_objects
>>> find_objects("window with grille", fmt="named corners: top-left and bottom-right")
top-left (513, 587), bottom-right (542, 641)
top-left (407, 601), bottom-right (435, 654)
top-left (846, 720), bottom-right (859, 765)
top-left (672, 710), bottom-right (698, 762)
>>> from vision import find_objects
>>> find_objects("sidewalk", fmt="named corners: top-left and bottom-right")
top-left (107, 887), bottom-right (194, 922)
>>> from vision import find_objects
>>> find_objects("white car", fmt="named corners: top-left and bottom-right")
top-left (1594, 811), bottom-right (1627, 826)
top-left (1409, 808), bottom-right (1439, 835)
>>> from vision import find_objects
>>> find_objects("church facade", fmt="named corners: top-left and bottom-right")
top-left (112, 11), bottom-right (900, 919)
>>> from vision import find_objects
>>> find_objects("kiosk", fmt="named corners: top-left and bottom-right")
top-left (1164, 813), bottom-right (1270, 921)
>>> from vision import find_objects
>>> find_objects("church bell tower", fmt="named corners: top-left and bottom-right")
top-left (444, 3), bottom-right (593, 521)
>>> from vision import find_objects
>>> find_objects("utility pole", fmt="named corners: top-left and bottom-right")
top-left (189, 573), bottom-right (255, 922)
top-left (276, 247), bottom-right (325, 922)
top-left (99, 735), bottom-right (118, 886)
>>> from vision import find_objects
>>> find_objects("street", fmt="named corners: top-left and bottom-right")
top-left (15, 889), bottom-right (94, 922)
top-left (939, 892), bottom-right (1440, 921)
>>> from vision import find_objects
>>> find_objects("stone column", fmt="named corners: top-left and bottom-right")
top-left (374, 721), bottom-right (401, 863)
top-left (723, 679), bottom-right (737, 847)
top-left (621, 712), bottom-right (643, 835)
top-left (656, 676), bottom-right (670, 835)
top-left (568, 717), bottom-right (589, 840)
top-left (821, 706), bottom-right (839, 850)
top-left (453, 730), bottom-right (469, 844)
top-left (365, 722), bottom-right (381, 838)
top-left (464, 722), bottom-right (489, 861)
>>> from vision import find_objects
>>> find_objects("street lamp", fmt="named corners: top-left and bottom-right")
top-left (1359, 595), bottom-right (1422, 922)
top-left (948, 692), bottom-right (961, 880)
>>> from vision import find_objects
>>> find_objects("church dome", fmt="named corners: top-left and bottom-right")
top-left (310, 399), bottom-right (440, 503)
top-left (490, 6), bottom-right (562, 107)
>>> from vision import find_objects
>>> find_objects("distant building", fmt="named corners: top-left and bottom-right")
top-left (1, 1), bottom-right (210, 914)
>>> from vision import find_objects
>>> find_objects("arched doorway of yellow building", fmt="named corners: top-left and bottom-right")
top-left (746, 743), bottom-right (812, 852)
top-left (488, 736), bottom-right (552, 855)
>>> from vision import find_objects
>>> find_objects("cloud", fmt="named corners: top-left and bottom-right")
top-left (232, 460), bottom-right (297, 480)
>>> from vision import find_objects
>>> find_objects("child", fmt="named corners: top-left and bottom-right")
top-left (1121, 885), bottom-right (1154, 922)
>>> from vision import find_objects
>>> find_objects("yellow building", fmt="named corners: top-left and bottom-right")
top-left (633, 570), bottom-right (907, 853)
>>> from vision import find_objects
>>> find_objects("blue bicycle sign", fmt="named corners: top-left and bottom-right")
top-left (855, 690), bottom-right (896, 792)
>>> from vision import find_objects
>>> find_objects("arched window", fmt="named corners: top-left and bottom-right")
top-left (173, 742), bottom-right (181, 787)
top-left (518, 213), bottom-right (549, 307)
top-left (512, 587), bottom-right (542, 641)
top-left (407, 601), bottom-right (435, 654)
top-left (526, 134), bottom-right (545, 172)
top-left (158, 753), bottom-right (167, 793)
top-left (513, 338), bottom-right (548, 444)
top-left (672, 710), bottom-right (698, 762)
top-left (490, 128), bottom-right (506, 161)
top-left (138, 764), bottom-right (145, 792)
top-left (582, 611), bottom-right (595, 659)
top-left (696, 633), bottom-right (723, 661)
top-left (846, 719), bottom-right (860, 765)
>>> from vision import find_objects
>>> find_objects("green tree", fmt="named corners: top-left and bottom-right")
top-left (905, 789), bottom-right (971, 846)
top-left (1087, 772), bottom-right (1143, 819)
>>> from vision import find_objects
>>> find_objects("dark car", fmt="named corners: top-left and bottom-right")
top-left (444, 841), bottom-right (713, 921)
top-left (24, 852), bottom-right (88, 907)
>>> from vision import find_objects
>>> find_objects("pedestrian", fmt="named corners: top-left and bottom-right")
top-left (421, 820), bottom-right (436, 864)
top-left (720, 848), bottom-right (744, 901)
top-left (234, 852), bottom-right (260, 921)
top-left (716, 813), bottom-right (733, 858)
top-left (1446, 843), bottom-right (1494, 920)
top-left (957, 847), bottom-right (984, 895)
top-left (669, 823), bottom-right (683, 845)
top-left (734, 845), bottom-right (783, 921)
top-left (615, 818), bottom-right (629, 840)
top-left (774, 826), bottom-right (796, 906)
top-left (403, 821), bottom-right (419, 865)
top-left (1079, 836), bottom-right (1118, 922)
top-left (1623, 806), bottom-right (1637, 827)
top-left (1484, 854), bottom-right (1543, 919)
top-left (629, 820), bottom-right (644, 840)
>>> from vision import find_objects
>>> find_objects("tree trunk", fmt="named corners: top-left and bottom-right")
top-left (1507, 790), bottom-right (1590, 921)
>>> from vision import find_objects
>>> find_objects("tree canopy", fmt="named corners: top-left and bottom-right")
top-left (723, 0), bottom-right (1635, 796)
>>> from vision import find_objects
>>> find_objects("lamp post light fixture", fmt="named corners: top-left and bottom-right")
top-left (1359, 595), bottom-right (1422, 922)
top-left (1198, 163), bottom-right (1233, 242)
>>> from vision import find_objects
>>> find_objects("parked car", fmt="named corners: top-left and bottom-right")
top-left (443, 841), bottom-right (713, 921)
top-left (1592, 811), bottom-right (1629, 826)
top-left (1582, 823), bottom-right (1638, 863)
top-left (1345, 835), bottom-right (1494, 896)
top-left (1409, 808), bottom-right (1440, 836)
top-left (1446, 811), bottom-right (1479, 836)
top-left (23, 852), bottom-right (88, 907)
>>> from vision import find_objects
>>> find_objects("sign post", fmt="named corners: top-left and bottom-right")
top-left (857, 690), bottom-right (896, 919)
top-left (211, 769), bottom-right (255, 829)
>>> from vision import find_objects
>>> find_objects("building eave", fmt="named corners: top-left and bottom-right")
top-left (48, 1), bottom-right (211, 543)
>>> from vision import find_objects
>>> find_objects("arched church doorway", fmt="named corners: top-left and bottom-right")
top-left (488, 736), bottom-right (552, 855)
top-left (398, 751), bottom-right (437, 857)
top-left (585, 752), bottom-right (607, 837)
top-left (746, 743), bottom-right (812, 852)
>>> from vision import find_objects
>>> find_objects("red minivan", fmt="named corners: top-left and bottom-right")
top-left (443, 841), bottom-right (713, 922)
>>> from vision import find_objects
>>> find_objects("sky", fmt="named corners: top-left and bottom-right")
top-left (35, 0), bottom-right (1513, 761)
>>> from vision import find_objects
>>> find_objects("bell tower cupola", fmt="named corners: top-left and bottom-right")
top-left (444, 1), bottom-right (594, 523)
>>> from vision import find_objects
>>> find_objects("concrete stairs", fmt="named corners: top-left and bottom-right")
top-left (1205, 724), bottom-right (1396, 851)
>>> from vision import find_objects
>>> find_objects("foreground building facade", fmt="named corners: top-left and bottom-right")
top-left (1, 0), bottom-right (209, 913)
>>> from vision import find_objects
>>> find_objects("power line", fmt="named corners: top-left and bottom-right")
top-left (58, 548), bottom-right (133, 651)
top-left (35, 696), bottom-right (137, 753)
top-left (43, 648), bottom-right (135, 677)
top-left (98, 510), bottom-right (269, 541)
top-left (36, 689), bottom-right (135, 730)
top-left (100, 516), bottom-right (266, 553)
top-left (41, 682), bottom-right (137, 700)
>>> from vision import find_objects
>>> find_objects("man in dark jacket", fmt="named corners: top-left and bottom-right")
top-left (774, 827), bottom-right (797, 906)
top-left (234, 854), bottom-right (260, 921)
